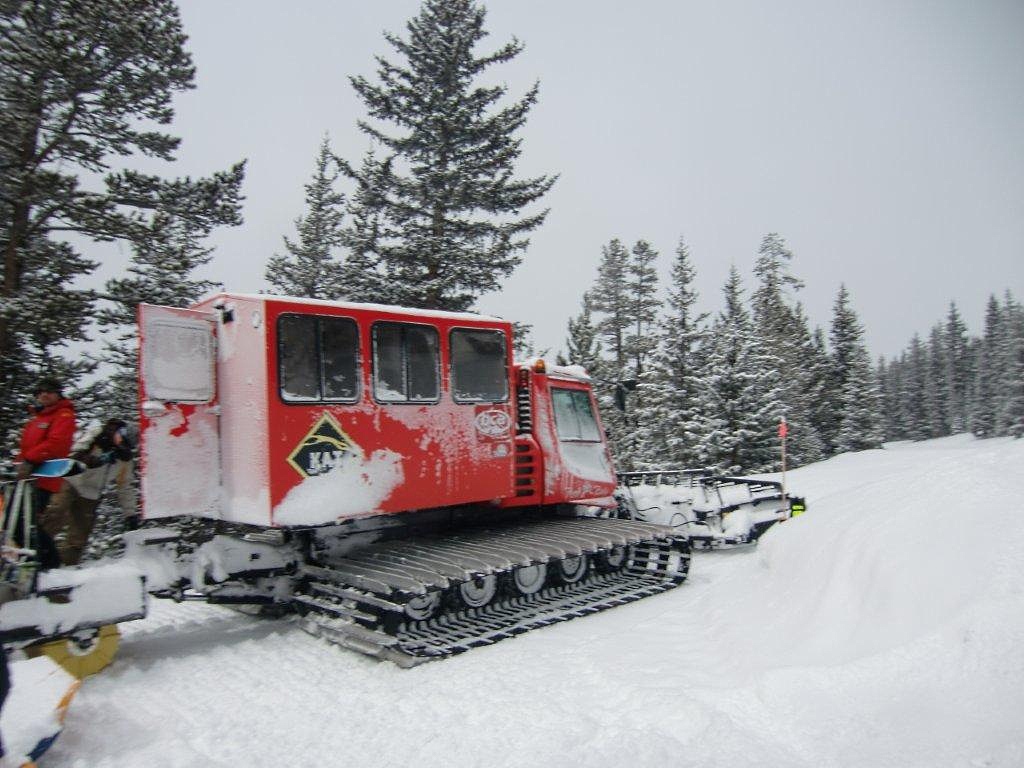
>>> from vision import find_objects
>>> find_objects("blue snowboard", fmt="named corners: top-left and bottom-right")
top-left (29, 458), bottom-right (85, 478)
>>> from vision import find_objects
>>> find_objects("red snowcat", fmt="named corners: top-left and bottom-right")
top-left (2, 294), bottom-right (690, 668)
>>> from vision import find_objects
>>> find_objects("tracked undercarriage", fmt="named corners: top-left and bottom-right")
top-left (294, 516), bottom-right (689, 666)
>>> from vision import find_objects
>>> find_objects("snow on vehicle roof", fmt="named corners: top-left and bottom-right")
top-left (548, 363), bottom-right (591, 380)
top-left (515, 358), bottom-right (592, 381)
top-left (204, 292), bottom-right (508, 324)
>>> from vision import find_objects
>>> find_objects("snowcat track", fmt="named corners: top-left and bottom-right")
top-left (295, 517), bottom-right (689, 666)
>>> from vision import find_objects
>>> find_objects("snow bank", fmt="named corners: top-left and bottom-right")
top-left (38, 435), bottom-right (1024, 767)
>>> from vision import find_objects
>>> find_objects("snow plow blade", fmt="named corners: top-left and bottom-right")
top-left (617, 469), bottom-right (804, 548)
top-left (295, 516), bottom-right (689, 666)
top-left (0, 562), bottom-right (146, 645)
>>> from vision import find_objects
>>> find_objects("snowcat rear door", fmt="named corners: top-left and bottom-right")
top-left (138, 304), bottom-right (221, 519)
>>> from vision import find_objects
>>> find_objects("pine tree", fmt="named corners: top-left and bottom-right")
top-left (901, 335), bottom-right (931, 440)
top-left (749, 233), bottom-right (825, 464)
top-left (265, 136), bottom-right (346, 299)
top-left (828, 285), bottom-right (884, 452)
top-left (624, 240), bottom-right (661, 378)
top-left (564, 293), bottom-right (603, 377)
top-left (878, 355), bottom-right (909, 441)
top-left (996, 292), bottom-right (1024, 437)
top-left (337, 150), bottom-right (390, 302)
top-left (589, 239), bottom-right (632, 374)
top-left (634, 237), bottom-right (707, 467)
top-left (944, 302), bottom-right (970, 433)
top-left (925, 324), bottom-right (949, 437)
top-left (970, 295), bottom-right (1002, 437)
top-left (340, 0), bottom-right (555, 310)
top-left (835, 344), bottom-right (885, 452)
top-left (0, 0), bottom-right (244, 441)
top-left (691, 267), bottom-right (784, 473)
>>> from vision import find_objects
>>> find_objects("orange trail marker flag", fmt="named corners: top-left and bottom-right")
top-left (779, 417), bottom-right (788, 501)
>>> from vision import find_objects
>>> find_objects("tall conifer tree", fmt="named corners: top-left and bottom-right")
top-left (590, 239), bottom-right (632, 375)
top-left (564, 293), bottom-right (603, 377)
top-left (944, 302), bottom-right (970, 433)
top-left (265, 136), bottom-right (346, 299)
top-left (691, 267), bottom-right (784, 473)
top-left (750, 233), bottom-right (825, 464)
top-left (828, 285), bottom-right (884, 452)
top-left (0, 0), bottom-right (244, 440)
top-left (341, 0), bottom-right (555, 310)
top-left (634, 238), bottom-right (707, 467)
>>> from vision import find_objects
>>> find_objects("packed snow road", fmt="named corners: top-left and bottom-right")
top-left (37, 435), bottom-right (1024, 767)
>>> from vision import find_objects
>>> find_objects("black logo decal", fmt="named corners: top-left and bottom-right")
top-left (287, 413), bottom-right (359, 478)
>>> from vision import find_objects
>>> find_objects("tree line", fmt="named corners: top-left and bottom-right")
top-left (560, 235), bottom-right (885, 473)
top-left (877, 294), bottom-right (1024, 442)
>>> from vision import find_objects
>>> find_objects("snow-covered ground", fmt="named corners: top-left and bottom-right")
top-left (20, 435), bottom-right (1024, 767)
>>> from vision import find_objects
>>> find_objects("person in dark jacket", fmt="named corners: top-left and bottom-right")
top-left (14, 377), bottom-right (76, 569)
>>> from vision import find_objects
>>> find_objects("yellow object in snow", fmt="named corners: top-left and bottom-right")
top-left (25, 623), bottom-right (121, 679)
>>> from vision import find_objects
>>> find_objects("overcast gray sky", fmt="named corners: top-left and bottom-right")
top-left (128, 0), bottom-right (1024, 359)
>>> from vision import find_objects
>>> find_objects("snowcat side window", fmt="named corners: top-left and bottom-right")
top-left (372, 322), bottom-right (440, 403)
top-left (550, 387), bottom-right (602, 442)
top-left (278, 314), bottom-right (359, 403)
top-left (144, 320), bottom-right (215, 402)
top-left (321, 317), bottom-right (359, 400)
top-left (450, 329), bottom-right (508, 403)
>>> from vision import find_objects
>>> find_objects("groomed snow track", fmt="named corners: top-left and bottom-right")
top-left (293, 517), bottom-right (689, 666)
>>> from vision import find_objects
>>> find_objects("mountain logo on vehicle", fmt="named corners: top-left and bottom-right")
top-left (287, 412), bottom-right (360, 478)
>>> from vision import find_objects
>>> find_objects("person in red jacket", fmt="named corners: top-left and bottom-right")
top-left (14, 377), bottom-right (76, 569)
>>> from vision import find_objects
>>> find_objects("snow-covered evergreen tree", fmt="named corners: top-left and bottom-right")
top-left (340, 0), bottom-right (555, 310)
top-left (901, 334), bottom-right (932, 441)
top-left (624, 240), bottom-right (661, 378)
top-left (564, 293), bottom-right (603, 377)
top-left (265, 136), bottom-right (346, 299)
top-left (970, 295), bottom-right (1002, 437)
top-left (925, 324), bottom-right (950, 438)
top-left (634, 238), bottom-right (707, 467)
top-left (750, 233), bottom-right (825, 464)
top-left (589, 239), bottom-right (631, 374)
top-left (336, 150), bottom-right (390, 302)
top-left (836, 344), bottom-right (885, 452)
top-left (691, 267), bottom-right (784, 473)
top-left (0, 0), bottom-right (244, 441)
top-left (944, 302), bottom-right (971, 433)
top-left (996, 291), bottom-right (1024, 438)
top-left (878, 355), bottom-right (910, 441)
top-left (828, 285), bottom-right (884, 452)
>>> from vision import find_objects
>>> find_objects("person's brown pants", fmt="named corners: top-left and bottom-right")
top-left (39, 483), bottom-right (99, 566)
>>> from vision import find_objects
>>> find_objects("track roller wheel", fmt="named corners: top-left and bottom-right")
top-left (405, 592), bottom-right (442, 621)
top-left (596, 546), bottom-right (630, 573)
top-left (458, 574), bottom-right (497, 608)
top-left (556, 555), bottom-right (588, 584)
top-left (511, 563), bottom-right (547, 596)
top-left (26, 624), bottom-right (121, 679)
